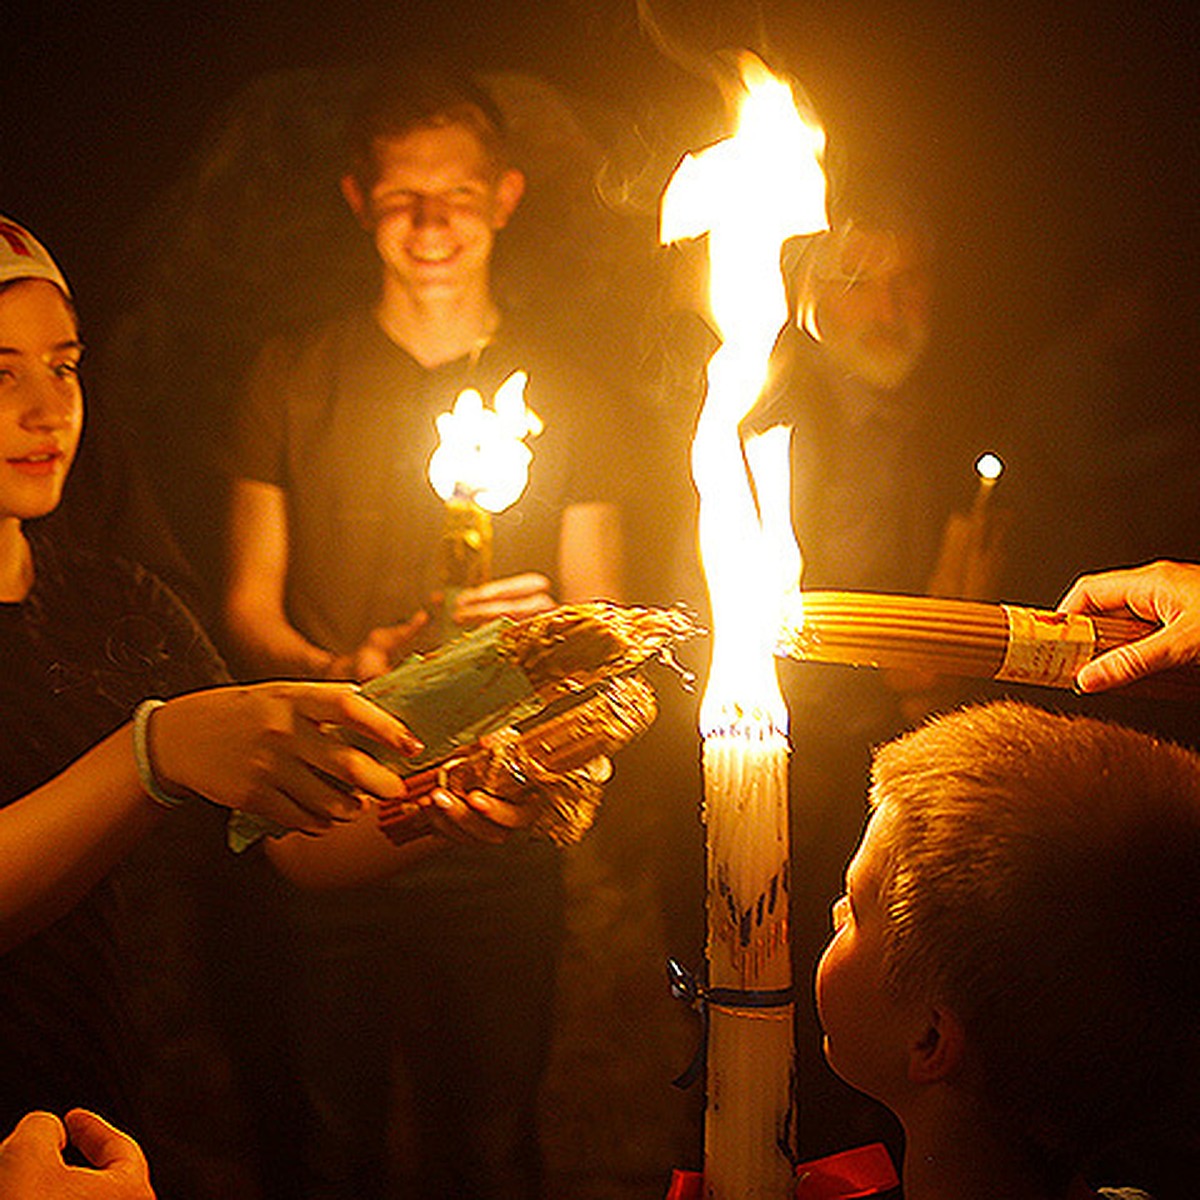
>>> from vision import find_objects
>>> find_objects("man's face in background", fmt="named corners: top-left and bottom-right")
top-left (814, 225), bottom-right (932, 391)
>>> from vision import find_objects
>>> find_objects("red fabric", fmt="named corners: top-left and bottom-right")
top-left (665, 1169), bottom-right (703, 1200)
top-left (667, 1143), bottom-right (899, 1199)
top-left (794, 1144), bottom-right (900, 1198)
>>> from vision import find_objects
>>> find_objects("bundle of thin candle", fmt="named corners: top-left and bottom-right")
top-left (376, 672), bottom-right (657, 846)
top-left (224, 603), bottom-right (698, 852)
top-left (778, 591), bottom-right (1200, 697)
top-left (362, 602), bottom-right (698, 845)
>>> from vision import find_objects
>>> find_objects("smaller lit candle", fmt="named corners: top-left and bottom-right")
top-left (428, 370), bottom-right (541, 515)
top-left (925, 451), bottom-right (1007, 601)
top-left (427, 369), bottom-right (542, 629)
top-left (972, 450), bottom-right (1004, 516)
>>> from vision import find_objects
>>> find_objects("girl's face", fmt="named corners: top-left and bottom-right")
top-left (0, 279), bottom-right (83, 525)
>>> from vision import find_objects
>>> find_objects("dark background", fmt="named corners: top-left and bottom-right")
top-left (4, 0), bottom-right (1197, 367)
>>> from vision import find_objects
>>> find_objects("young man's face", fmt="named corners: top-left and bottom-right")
top-left (815, 805), bottom-right (920, 1106)
top-left (0, 279), bottom-right (83, 525)
top-left (344, 121), bottom-right (524, 302)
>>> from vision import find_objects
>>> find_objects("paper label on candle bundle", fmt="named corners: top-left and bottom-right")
top-left (997, 607), bottom-right (1095, 686)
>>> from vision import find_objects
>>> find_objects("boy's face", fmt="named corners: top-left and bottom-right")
top-left (815, 805), bottom-right (921, 1106)
top-left (0, 280), bottom-right (83, 525)
top-left (344, 121), bottom-right (524, 302)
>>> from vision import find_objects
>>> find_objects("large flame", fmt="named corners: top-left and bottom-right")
top-left (428, 370), bottom-right (543, 513)
top-left (661, 53), bottom-right (826, 735)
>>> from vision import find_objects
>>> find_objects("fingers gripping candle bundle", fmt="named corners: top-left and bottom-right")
top-left (378, 673), bottom-right (658, 846)
top-left (778, 591), bottom-right (1200, 697)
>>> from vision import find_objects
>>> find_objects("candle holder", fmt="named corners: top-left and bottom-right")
top-left (434, 490), bottom-right (493, 643)
top-left (436, 491), bottom-right (493, 589)
top-left (427, 371), bottom-right (540, 643)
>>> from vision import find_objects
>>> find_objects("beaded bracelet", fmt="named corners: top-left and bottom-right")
top-left (131, 698), bottom-right (191, 810)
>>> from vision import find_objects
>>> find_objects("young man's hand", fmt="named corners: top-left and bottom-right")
top-left (323, 612), bottom-right (431, 681)
top-left (448, 573), bottom-right (557, 626)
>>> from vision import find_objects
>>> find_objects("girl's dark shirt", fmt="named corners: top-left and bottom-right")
top-left (0, 528), bottom-right (226, 1136)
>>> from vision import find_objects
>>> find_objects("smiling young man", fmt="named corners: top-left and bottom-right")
top-left (817, 700), bottom-right (1200, 1200)
top-left (221, 64), bottom-right (624, 1200)
top-left (226, 69), bottom-right (622, 679)
top-left (342, 110), bottom-right (524, 353)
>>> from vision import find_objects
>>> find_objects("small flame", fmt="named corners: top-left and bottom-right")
top-left (428, 370), bottom-right (543, 513)
top-left (975, 451), bottom-right (1004, 482)
top-left (662, 53), bottom-right (827, 736)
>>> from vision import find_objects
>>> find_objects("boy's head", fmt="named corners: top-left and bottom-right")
top-left (818, 700), bottom-right (1200, 1178)
top-left (342, 63), bottom-right (514, 199)
top-left (339, 65), bottom-right (524, 301)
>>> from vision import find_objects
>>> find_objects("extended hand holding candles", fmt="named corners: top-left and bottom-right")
top-left (227, 602), bottom-right (696, 853)
top-left (778, 590), bottom-right (1200, 697)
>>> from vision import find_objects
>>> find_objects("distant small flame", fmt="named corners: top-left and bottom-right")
top-left (975, 451), bottom-right (1004, 482)
top-left (661, 53), bottom-right (826, 735)
top-left (428, 370), bottom-right (543, 513)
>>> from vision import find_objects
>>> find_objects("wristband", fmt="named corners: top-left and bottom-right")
top-left (132, 699), bottom-right (191, 810)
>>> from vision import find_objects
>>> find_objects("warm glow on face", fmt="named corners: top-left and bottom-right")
top-left (661, 54), bottom-right (826, 734)
top-left (428, 369), bottom-right (542, 513)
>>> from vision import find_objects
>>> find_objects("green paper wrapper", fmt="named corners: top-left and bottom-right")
top-left (357, 619), bottom-right (537, 769)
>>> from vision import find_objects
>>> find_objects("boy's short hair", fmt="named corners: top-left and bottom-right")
top-left (869, 700), bottom-right (1200, 1174)
top-left (344, 62), bottom-right (511, 192)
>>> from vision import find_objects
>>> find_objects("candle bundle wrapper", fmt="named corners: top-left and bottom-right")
top-left (226, 603), bottom-right (697, 852)
top-left (778, 591), bottom-right (1200, 697)
top-left (361, 602), bottom-right (697, 846)
top-left (376, 673), bottom-right (659, 846)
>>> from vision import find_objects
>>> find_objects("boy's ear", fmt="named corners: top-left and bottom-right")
top-left (341, 175), bottom-right (371, 229)
top-left (491, 168), bottom-right (525, 229)
top-left (907, 1005), bottom-right (966, 1084)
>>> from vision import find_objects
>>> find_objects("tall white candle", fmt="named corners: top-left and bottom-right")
top-left (661, 53), bottom-right (828, 1199)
